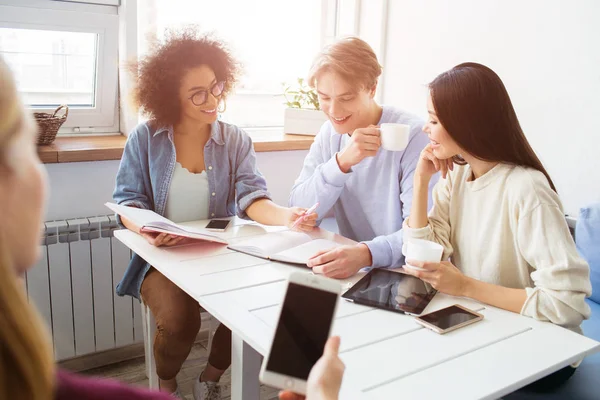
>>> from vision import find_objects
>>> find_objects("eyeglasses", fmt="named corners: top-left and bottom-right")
top-left (188, 81), bottom-right (225, 106)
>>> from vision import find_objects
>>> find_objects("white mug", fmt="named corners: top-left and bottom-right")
top-left (380, 123), bottom-right (410, 151)
top-left (402, 239), bottom-right (443, 271)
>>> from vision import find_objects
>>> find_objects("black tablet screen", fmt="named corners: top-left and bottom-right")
top-left (342, 269), bottom-right (436, 315)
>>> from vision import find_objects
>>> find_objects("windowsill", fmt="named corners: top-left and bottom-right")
top-left (38, 135), bottom-right (127, 164)
top-left (38, 131), bottom-right (315, 164)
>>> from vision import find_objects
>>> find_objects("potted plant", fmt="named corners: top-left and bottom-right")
top-left (283, 78), bottom-right (328, 135)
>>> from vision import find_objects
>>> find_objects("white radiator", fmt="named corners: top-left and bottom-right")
top-left (25, 216), bottom-right (143, 361)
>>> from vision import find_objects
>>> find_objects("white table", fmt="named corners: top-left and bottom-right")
top-left (114, 218), bottom-right (600, 400)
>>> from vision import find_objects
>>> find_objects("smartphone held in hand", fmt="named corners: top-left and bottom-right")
top-left (259, 272), bottom-right (341, 394)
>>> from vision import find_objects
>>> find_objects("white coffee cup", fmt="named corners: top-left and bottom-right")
top-left (402, 239), bottom-right (444, 271)
top-left (380, 123), bottom-right (411, 151)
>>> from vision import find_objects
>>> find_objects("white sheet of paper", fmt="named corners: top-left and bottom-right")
top-left (105, 202), bottom-right (223, 238)
top-left (231, 230), bottom-right (312, 257)
top-left (273, 238), bottom-right (341, 264)
top-left (105, 202), bottom-right (170, 226)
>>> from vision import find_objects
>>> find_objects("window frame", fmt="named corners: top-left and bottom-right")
top-left (0, 0), bottom-right (119, 132)
top-left (62, 0), bottom-right (120, 5)
top-left (230, 0), bottom-right (333, 130)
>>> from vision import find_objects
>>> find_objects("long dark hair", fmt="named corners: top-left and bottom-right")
top-left (429, 62), bottom-right (556, 192)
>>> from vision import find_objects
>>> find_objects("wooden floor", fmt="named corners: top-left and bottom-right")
top-left (81, 339), bottom-right (280, 400)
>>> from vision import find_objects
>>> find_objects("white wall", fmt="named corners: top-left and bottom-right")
top-left (379, 0), bottom-right (600, 215)
top-left (45, 161), bottom-right (121, 221)
top-left (256, 150), bottom-right (308, 206)
top-left (44, 151), bottom-right (308, 221)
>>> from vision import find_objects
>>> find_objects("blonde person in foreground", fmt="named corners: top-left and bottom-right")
top-left (402, 62), bottom-right (591, 393)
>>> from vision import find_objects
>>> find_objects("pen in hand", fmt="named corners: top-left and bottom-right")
top-left (291, 202), bottom-right (319, 229)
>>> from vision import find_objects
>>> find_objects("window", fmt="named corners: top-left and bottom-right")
top-left (1, 29), bottom-right (97, 107)
top-left (0, 0), bottom-right (119, 132)
top-left (147, 0), bottom-right (328, 129)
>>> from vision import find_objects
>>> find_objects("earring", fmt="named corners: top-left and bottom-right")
top-left (217, 100), bottom-right (227, 114)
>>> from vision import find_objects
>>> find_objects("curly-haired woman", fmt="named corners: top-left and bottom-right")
top-left (113, 28), bottom-right (317, 399)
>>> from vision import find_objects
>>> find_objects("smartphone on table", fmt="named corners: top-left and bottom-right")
top-left (414, 304), bottom-right (483, 334)
top-left (259, 272), bottom-right (341, 395)
top-left (204, 219), bottom-right (230, 232)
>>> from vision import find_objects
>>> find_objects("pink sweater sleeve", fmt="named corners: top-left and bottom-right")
top-left (56, 369), bottom-right (173, 400)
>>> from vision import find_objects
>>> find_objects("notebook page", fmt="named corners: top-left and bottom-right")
top-left (146, 221), bottom-right (220, 237)
top-left (272, 239), bottom-right (341, 265)
top-left (229, 230), bottom-right (312, 257)
top-left (105, 202), bottom-right (171, 227)
top-left (105, 202), bottom-right (226, 243)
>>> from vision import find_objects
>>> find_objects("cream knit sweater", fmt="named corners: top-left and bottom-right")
top-left (404, 163), bottom-right (591, 334)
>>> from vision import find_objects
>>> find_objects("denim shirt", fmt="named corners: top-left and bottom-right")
top-left (113, 120), bottom-right (271, 299)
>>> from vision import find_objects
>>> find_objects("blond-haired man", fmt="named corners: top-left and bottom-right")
top-left (290, 37), bottom-right (437, 278)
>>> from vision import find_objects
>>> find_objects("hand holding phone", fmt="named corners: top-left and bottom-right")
top-left (414, 304), bottom-right (483, 334)
top-left (260, 272), bottom-right (341, 395)
top-left (279, 336), bottom-right (345, 400)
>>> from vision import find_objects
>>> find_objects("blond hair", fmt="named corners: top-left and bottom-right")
top-left (307, 36), bottom-right (382, 90)
top-left (0, 56), bottom-right (55, 400)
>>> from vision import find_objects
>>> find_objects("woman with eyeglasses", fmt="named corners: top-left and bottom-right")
top-left (113, 27), bottom-right (317, 399)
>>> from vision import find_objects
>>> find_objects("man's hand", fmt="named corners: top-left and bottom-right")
top-left (336, 126), bottom-right (381, 173)
top-left (307, 244), bottom-right (372, 279)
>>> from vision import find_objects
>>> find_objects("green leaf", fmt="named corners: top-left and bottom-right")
top-left (281, 77), bottom-right (320, 109)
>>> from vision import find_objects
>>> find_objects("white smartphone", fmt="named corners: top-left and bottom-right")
top-left (204, 219), bottom-right (230, 232)
top-left (259, 272), bottom-right (341, 395)
top-left (414, 304), bottom-right (483, 334)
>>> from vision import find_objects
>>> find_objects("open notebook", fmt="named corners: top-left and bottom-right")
top-left (228, 231), bottom-right (341, 265)
top-left (105, 202), bottom-right (228, 245)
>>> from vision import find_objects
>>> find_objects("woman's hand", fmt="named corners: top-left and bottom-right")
top-left (402, 260), bottom-right (468, 297)
top-left (416, 144), bottom-right (454, 180)
top-left (279, 336), bottom-right (345, 400)
top-left (287, 207), bottom-right (318, 232)
top-left (140, 232), bottom-right (185, 247)
top-left (245, 200), bottom-right (318, 230)
top-left (120, 211), bottom-right (184, 247)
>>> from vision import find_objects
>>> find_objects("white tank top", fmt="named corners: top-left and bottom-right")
top-left (164, 162), bottom-right (210, 223)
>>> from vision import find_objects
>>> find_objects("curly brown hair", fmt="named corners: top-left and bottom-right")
top-left (132, 26), bottom-right (240, 128)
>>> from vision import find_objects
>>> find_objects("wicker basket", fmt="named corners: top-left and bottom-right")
top-left (34, 105), bottom-right (69, 146)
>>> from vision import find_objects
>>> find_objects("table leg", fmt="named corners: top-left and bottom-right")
top-left (231, 332), bottom-right (262, 400)
top-left (141, 302), bottom-right (159, 389)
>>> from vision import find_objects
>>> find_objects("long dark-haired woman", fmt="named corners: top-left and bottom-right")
top-left (402, 62), bottom-right (591, 392)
